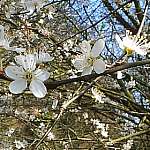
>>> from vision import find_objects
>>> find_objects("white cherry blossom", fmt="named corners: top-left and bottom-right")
top-left (91, 87), bottom-right (105, 103)
top-left (14, 140), bottom-right (28, 149)
top-left (6, 128), bottom-right (15, 137)
top-left (116, 31), bottom-right (150, 56)
top-left (123, 139), bottom-right (133, 150)
top-left (47, 132), bottom-right (55, 140)
top-left (0, 25), bottom-right (25, 53)
top-left (73, 39), bottom-right (106, 75)
top-left (21, 0), bottom-right (45, 14)
top-left (5, 54), bottom-right (50, 98)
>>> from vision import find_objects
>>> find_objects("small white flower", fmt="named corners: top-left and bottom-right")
top-left (6, 128), bottom-right (15, 137)
top-left (29, 114), bottom-right (35, 121)
top-left (5, 54), bottom-right (50, 98)
top-left (117, 71), bottom-right (123, 79)
top-left (21, 0), bottom-right (45, 14)
top-left (14, 109), bottom-right (20, 116)
top-left (39, 122), bottom-right (45, 129)
top-left (101, 129), bottom-right (108, 138)
top-left (47, 5), bottom-right (55, 20)
top-left (91, 87), bottom-right (105, 103)
top-left (122, 139), bottom-right (133, 150)
top-left (0, 25), bottom-right (25, 53)
top-left (116, 31), bottom-right (150, 56)
top-left (47, 132), bottom-right (55, 140)
top-left (91, 119), bottom-right (109, 137)
top-left (14, 140), bottom-right (28, 149)
top-left (126, 80), bottom-right (136, 89)
top-left (83, 112), bottom-right (88, 119)
top-left (73, 39), bottom-right (106, 75)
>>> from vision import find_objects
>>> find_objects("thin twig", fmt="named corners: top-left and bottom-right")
top-left (35, 76), bottom-right (102, 148)
top-left (136, 0), bottom-right (149, 37)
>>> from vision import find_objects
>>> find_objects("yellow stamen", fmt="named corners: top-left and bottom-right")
top-left (24, 71), bottom-right (33, 82)
top-left (124, 47), bottom-right (133, 55)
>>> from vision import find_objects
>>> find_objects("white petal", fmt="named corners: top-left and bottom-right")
top-left (9, 79), bottom-right (27, 94)
top-left (15, 54), bottom-right (36, 71)
top-left (11, 47), bottom-right (26, 53)
top-left (115, 34), bottom-right (124, 49)
top-left (44, 53), bottom-right (54, 62)
top-left (93, 59), bottom-right (105, 74)
top-left (24, 54), bottom-right (36, 70)
top-left (82, 66), bottom-right (93, 75)
top-left (35, 52), bottom-right (54, 63)
top-left (80, 40), bottom-right (91, 54)
top-left (122, 36), bottom-right (134, 49)
top-left (135, 46), bottom-right (147, 56)
top-left (29, 80), bottom-right (47, 98)
top-left (117, 71), bottom-right (123, 79)
top-left (5, 66), bottom-right (24, 80)
top-left (34, 69), bottom-right (50, 81)
top-left (0, 38), bottom-right (10, 48)
top-left (0, 25), bottom-right (4, 41)
top-left (25, 2), bottom-right (35, 14)
top-left (91, 39), bottom-right (105, 57)
top-left (15, 55), bottom-right (24, 65)
top-left (52, 99), bottom-right (58, 109)
top-left (73, 56), bottom-right (86, 70)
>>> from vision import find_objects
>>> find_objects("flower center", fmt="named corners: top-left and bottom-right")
top-left (24, 70), bottom-right (34, 82)
top-left (87, 56), bottom-right (95, 65)
top-left (124, 47), bottom-right (133, 55)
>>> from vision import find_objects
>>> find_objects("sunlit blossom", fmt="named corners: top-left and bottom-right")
top-left (5, 54), bottom-right (50, 98)
top-left (6, 128), bottom-right (15, 137)
top-left (0, 25), bottom-right (25, 53)
top-left (123, 139), bottom-right (133, 150)
top-left (116, 31), bottom-right (150, 56)
top-left (126, 80), bottom-right (136, 89)
top-left (73, 39), bottom-right (106, 75)
top-left (14, 140), bottom-right (28, 149)
top-left (117, 71), bottom-right (124, 79)
top-left (91, 119), bottom-right (109, 137)
top-left (47, 132), bottom-right (55, 140)
top-left (47, 5), bottom-right (55, 20)
top-left (21, 0), bottom-right (45, 14)
top-left (39, 122), bottom-right (45, 129)
top-left (91, 87), bottom-right (105, 103)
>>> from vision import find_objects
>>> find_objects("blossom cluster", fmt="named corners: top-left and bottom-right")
top-left (0, 25), bottom-right (53, 98)
top-left (1, 21), bottom-right (150, 98)
top-left (91, 118), bottom-right (109, 137)
top-left (0, 0), bottom-right (55, 19)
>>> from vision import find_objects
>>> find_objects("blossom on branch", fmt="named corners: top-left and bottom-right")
top-left (115, 31), bottom-right (150, 56)
top-left (73, 39), bottom-right (106, 75)
top-left (5, 54), bottom-right (50, 98)
top-left (0, 25), bottom-right (25, 53)
top-left (21, 0), bottom-right (45, 14)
